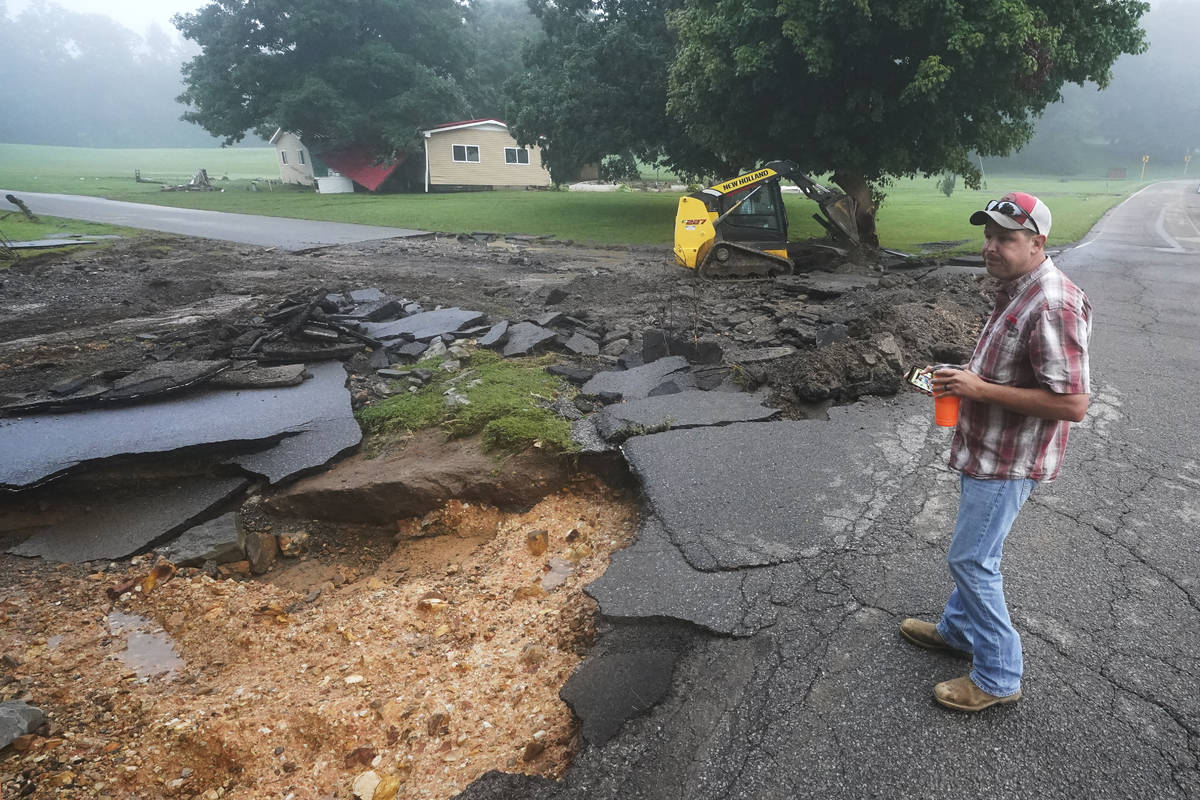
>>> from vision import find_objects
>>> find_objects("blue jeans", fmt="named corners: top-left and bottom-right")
top-left (936, 474), bottom-right (1037, 697)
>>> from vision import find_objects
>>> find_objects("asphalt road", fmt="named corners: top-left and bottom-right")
top-left (0, 189), bottom-right (427, 250)
top-left (461, 180), bottom-right (1200, 800)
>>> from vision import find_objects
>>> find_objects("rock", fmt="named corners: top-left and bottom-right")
top-left (545, 287), bottom-right (568, 305)
top-left (521, 740), bottom-right (546, 762)
top-left (424, 339), bottom-right (448, 359)
top-left (503, 322), bottom-right (558, 357)
top-left (526, 529), bottom-right (548, 556)
top-left (279, 530), bottom-right (309, 556)
top-left (218, 560), bottom-right (252, 578)
top-left (0, 701), bottom-right (46, 749)
top-left (244, 531), bottom-right (278, 574)
top-left (157, 513), bottom-right (244, 568)
top-left (373, 775), bottom-right (403, 800)
top-left (352, 770), bottom-right (381, 800)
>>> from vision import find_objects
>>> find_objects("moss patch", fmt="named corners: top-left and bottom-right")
top-left (356, 349), bottom-right (575, 453)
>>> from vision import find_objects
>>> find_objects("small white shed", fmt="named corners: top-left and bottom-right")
top-left (269, 129), bottom-right (315, 186)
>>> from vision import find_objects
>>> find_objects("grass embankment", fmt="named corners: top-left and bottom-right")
top-left (356, 349), bottom-right (575, 453)
top-left (0, 214), bottom-right (146, 265)
top-left (0, 143), bottom-right (1160, 251)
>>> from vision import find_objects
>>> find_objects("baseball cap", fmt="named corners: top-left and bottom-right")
top-left (970, 192), bottom-right (1051, 237)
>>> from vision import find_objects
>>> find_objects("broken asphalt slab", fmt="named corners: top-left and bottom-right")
top-left (501, 321), bottom-right (558, 357)
top-left (580, 356), bottom-right (690, 401)
top-left (594, 390), bottom-right (779, 443)
top-left (620, 398), bottom-right (928, 571)
top-left (361, 308), bottom-right (487, 342)
top-left (585, 517), bottom-right (778, 636)
top-left (8, 476), bottom-right (250, 562)
top-left (0, 361), bottom-right (359, 490)
top-left (1, 360), bottom-right (232, 414)
top-left (558, 619), bottom-right (697, 746)
top-left (156, 512), bottom-right (244, 567)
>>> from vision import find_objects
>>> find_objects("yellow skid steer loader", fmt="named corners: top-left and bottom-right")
top-left (673, 160), bottom-right (859, 279)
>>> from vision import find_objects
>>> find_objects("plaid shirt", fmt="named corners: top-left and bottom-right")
top-left (949, 257), bottom-right (1092, 481)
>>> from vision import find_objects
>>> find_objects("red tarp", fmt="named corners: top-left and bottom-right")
top-left (319, 150), bottom-right (408, 192)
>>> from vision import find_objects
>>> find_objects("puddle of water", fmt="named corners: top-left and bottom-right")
top-left (107, 610), bottom-right (184, 680)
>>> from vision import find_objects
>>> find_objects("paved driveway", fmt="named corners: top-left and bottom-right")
top-left (1, 190), bottom-right (428, 251)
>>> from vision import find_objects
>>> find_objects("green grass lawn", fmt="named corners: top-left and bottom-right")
top-left (0, 143), bottom-right (1166, 253)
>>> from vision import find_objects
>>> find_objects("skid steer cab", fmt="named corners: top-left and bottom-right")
top-left (673, 160), bottom-right (859, 279)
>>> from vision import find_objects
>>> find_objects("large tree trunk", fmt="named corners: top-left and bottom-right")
top-left (831, 171), bottom-right (879, 248)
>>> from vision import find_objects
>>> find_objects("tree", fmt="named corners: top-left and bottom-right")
top-left (667, 0), bottom-right (1149, 244)
top-left (174, 0), bottom-right (473, 156)
top-left (506, 0), bottom-right (725, 183)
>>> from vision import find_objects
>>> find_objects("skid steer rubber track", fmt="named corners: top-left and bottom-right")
top-left (698, 242), bottom-right (793, 280)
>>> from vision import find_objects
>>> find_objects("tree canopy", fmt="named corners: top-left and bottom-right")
top-left (665, 0), bottom-right (1148, 242)
top-left (505, 0), bottom-right (724, 183)
top-left (174, 0), bottom-right (474, 155)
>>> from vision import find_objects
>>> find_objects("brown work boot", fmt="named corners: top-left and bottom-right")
top-left (899, 618), bottom-right (970, 659)
top-left (934, 676), bottom-right (1021, 712)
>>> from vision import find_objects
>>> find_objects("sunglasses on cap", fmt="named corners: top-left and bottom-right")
top-left (984, 199), bottom-right (1039, 233)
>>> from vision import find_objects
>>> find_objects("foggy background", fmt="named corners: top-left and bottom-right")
top-left (0, 0), bottom-right (1195, 173)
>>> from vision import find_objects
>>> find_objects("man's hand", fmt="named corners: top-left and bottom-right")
top-left (930, 367), bottom-right (1088, 422)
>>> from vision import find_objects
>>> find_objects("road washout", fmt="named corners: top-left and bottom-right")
top-left (0, 231), bottom-right (993, 798)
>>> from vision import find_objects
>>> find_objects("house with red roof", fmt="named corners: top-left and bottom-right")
top-left (421, 119), bottom-right (552, 192)
top-left (269, 120), bottom-right (551, 193)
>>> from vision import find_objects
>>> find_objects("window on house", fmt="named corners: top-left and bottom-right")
top-left (504, 147), bottom-right (530, 165)
top-left (298, 150), bottom-right (306, 165)
top-left (280, 151), bottom-right (288, 165)
top-left (452, 144), bottom-right (480, 163)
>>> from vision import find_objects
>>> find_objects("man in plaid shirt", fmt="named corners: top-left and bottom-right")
top-left (900, 192), bottom-right (1092, 712)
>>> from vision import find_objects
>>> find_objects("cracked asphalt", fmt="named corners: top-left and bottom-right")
top-left (460, 180), bottom-right (1200, 800)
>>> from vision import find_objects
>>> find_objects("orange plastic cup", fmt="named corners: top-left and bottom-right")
top-left (934, 394), bottom-right (960, 427)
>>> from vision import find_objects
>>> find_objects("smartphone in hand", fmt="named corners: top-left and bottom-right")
top-left (903, 366), bottom-right (934, 395)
